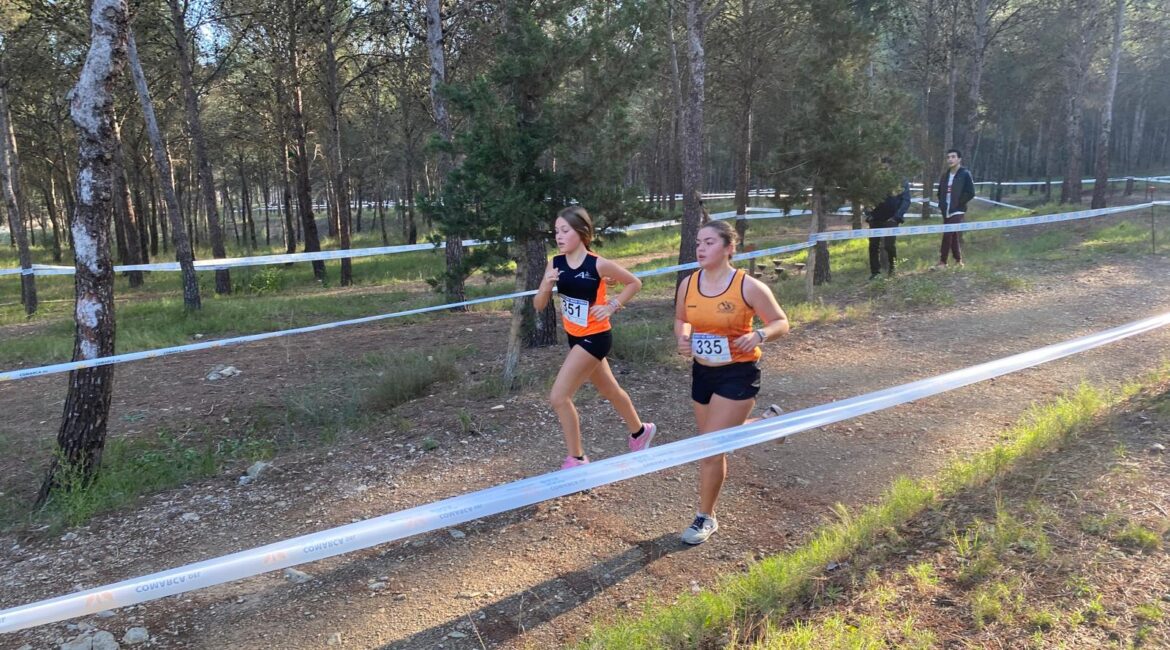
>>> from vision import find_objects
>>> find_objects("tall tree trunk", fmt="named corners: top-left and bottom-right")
top-left (111, 116), bottom-right (145, 287)
top-left (377, 180), bottom-right (389, 245)
top-left (944, 47), bottom-right (957, 149)
top-left (1091, 0), bottom-right (1125, 209)
top-left (286, 0), bottom-right (324, 280)
top-left (0, 72), bottom-right (37, 315)
top-left (224, 180), bottom-right (239, 247)
top-left (676, 0), bottom-right (707, 286)
top-left (804, 188), bottom-right (831, 298)
top-left (733, 92), bottom-right (752, 247)
top-left (403, 157), bottom-right (417, 244)
top-left (426, 0), bottom-right (466, 308)
top-left (39, 0), bottom-right (128, 506)
top-left (127, 31), bottom-right (200, 310)
top-left (43, 176), bottom-right (64, 263)
top-left (1127, 91), bottom-right (1145, 171)
top-left (1060, 11), bottom-right (1097, 205)
top-left (274, 78), bottom-right (298, 255)
top-left (144, 155), bottom-right (161, 255)
top-left (502, 235), bottom-right (558, 384)
top-left (130, 157), bottom-right (151, 264)
top-left (168, 0), bottom-right (229, 293)
top-left (321, 0), bottom-right (352, 285)
top-left (667, 4), bottom-right (683, 215)
top-left (962, 0), bottom-right (990, 156)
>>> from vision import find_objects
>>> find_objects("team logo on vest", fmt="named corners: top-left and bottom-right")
top-left (574, 271), bottom-right (596, 280)
top-left (717, 300), bottom-right (736, 313)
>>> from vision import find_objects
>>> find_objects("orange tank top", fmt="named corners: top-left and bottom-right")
top-left (683, 269), bottom-right (761, 365)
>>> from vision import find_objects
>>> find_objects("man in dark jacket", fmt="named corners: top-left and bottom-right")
top-left (935, 148), bottom-right (975, 269)
top-left (866, 180), bottom-right (911, 279)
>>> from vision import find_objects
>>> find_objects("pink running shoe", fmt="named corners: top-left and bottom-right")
top-left (561, 455), bottom-right (590, 470)
top-left (628, 422), bottom-right (657, 452)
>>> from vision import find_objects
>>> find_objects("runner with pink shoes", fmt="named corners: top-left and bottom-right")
top-left (533, 206), bottom-right (657, 470)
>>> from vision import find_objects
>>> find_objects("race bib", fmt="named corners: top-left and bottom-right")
top-left (560, 295), bottom-right (590, 327)
top-left (692, 333), bottom-right (732, 363)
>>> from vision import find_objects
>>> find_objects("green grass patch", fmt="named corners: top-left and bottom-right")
top-left (610, 316), bottom-right (675, 365)
top-left (4, 431), bottom-right (274, 530)
top-left (1113, 522), bottom-right (1164, 552)
top-left (579, 379), bottom-right (1130, 649)
top-left (1135, 601), bottom-right (1164, 623)
top-left (365, 349), bottom-right (463, 410)
top-left (747, 614), bottom-right (936, 649)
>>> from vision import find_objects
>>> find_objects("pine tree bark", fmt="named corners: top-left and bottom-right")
top-left (286, 0), bottom-right (324, 279)
top-left (111, 115), bottom-right (145, 287)
top-left (961, 0), bottom-right (990, 156)
top-left (0, 74), bottom-right (37, 315)
top-left (42, 176), bottom-right (64, 263)
top-left (168, 0), bottom-right (230, 293)
top-left (426, 0), bottom-right (466, 308)
top-left (321, 0), bottom-right (353, 285)
top-left (804, 188), bottom-right (831, 298)
top-left (733, 94), bottom-right (752, 247)
top-left (1060, 6), bottom-right (1099, 205)
top-left (676, 0), bottom-right (707, 287)
top-left (127, 31), bottom-right (200, 310)
top-left (39, 0), bottom-right (129, 506)
top-left (273, 77), bottom-right (298, 255)
top-left (1091, 0), bottom-right (1125, 209)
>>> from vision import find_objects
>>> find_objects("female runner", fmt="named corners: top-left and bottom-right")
top-left (674, 220), bottom-right (789, 544)
top-left (534, 206), bottom-right (657, 469)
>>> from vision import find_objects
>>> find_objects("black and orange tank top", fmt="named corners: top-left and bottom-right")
top-left (553, 252), bottom-right (609, 337)
top-left (683, 269), bottom-right (760, 365)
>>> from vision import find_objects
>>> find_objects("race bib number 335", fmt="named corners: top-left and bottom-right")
top-left (560, 295), bottom-right (590, 327)
top-left (692, 333), bottom-right (732, 363)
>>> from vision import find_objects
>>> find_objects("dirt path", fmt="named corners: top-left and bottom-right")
top-left (3, 251), bottom-right (1170, 649)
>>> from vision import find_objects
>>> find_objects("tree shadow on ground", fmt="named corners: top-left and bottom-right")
top-left (380, 532), bottom-right (686, 649)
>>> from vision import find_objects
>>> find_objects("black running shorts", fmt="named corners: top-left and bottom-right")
top-left (566, 330), bottom-right (613, 361)
top-left (691, 360), bottom-right (761, 404)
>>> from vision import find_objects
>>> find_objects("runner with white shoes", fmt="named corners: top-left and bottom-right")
top-left (674, 220), bottom-right (790, 545)
top-left (534, 206), bottom-right (657, 471)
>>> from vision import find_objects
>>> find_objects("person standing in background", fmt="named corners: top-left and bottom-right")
top-left (866, 169), bottom-right (911, 279)
top-left (935, 149), bottom-right (975, 269)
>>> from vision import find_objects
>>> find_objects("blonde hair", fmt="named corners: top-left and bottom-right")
top-left (557, 206), bottom-right (594, 250)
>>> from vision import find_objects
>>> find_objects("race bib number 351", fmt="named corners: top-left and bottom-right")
top-left (561, 295), bottom-right (590, 327)
top-left (692, 333), bottom-right (732, 363)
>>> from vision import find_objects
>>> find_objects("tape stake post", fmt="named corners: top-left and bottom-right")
top-left (3, 310), bottom-right (1170, 633)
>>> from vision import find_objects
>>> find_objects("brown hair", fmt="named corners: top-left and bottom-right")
top-left (699, 220), bottom-right (737, 260)
top-left (557, 206), bottom-right (594, 250)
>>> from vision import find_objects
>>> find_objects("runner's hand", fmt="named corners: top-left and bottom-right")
top-left (733, 332), bottom-right (759, 353)
top-left (590, 302), bottom-right (614, 320)
top-left (542, 268), bottom-right (561, 288)
top-left (677, 334), bottom-right (692, 357)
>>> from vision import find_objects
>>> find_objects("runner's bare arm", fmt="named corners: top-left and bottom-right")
top-left (674, 275), bottom-right (693, 356)
top-left (533, 259), bottom-right (559, 312)
top-left (592, 256), bottom-right (642, 319)
top-left (732, 275), bottom-right (789, 353)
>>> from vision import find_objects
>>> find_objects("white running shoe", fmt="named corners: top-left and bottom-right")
top-left (680, 513), bottom-right (719, 545)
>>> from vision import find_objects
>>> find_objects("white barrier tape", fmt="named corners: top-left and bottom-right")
top-left (0, 238), bottom-right (492, 277)
top-left (2, 203), bottom-right (1157, 382)
top-left (3, 209), bottom-right (802, 278)
top-left (610, 208), bottom-right (794, 234)
top-left (0, 241), bottom-right (814, 383)
top-left (3, 309), bottom-right (1168, 633)
top-left (978, 176), bottom-right (1170, 187)
top-left (814, 203), bottom-right (1149, 243)
top-left (973, 196), bottom-right (1032, 212)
